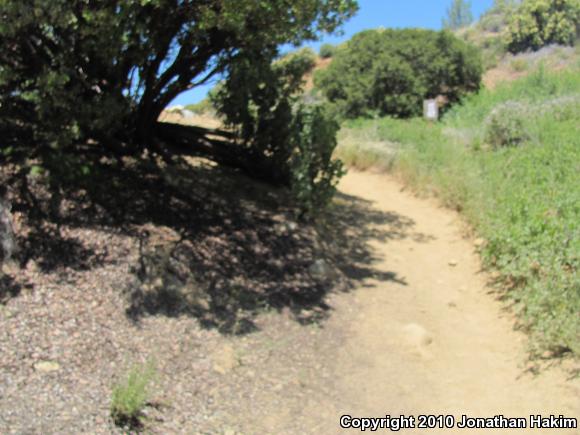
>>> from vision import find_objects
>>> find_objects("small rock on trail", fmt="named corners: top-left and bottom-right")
top-left (402, 323), bottom-right (433, 348)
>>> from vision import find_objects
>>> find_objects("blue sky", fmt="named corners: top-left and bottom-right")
top-left (171, 0), bottom-right (494, 106)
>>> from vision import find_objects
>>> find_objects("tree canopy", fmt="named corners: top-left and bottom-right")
top-left (0, 0), bottom-right (358, 213)
top-left (0, 0), bottom-right (357, 148)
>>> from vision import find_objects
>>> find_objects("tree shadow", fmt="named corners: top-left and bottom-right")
top-left (118, 162), bottom-right (429, 333)
top-left (17, 227), bottom-right (104, 273)
top-left (0, 273), bottom-right (23, 303)
top-left (1, 153), bottom-right (429, 333)
top-left (321, 191), bottom-right (431, 285)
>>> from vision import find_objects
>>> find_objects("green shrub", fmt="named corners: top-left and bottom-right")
top-left (212, 48), bottom-right (343, 217)
top-left (319, 43), bottom-right (336, 58)
top-left (483, 92), bottom-right (580, 148)
top-left (484, 101), bottom-right (533, 148)
top-left (290, 104), bottom-right (345, 217)
top-left (537, 94), bottom-right (580, 120)
top-left (315, 29), bottom-right (483, 119)
top-left (111, 362), bottom-right (157, 428)
top-left (506, 0), bottom-right (580, 53)
top-left (480, 13), bottom-right (505, 33)
top-left (278, 47), bottom-right (317, 73)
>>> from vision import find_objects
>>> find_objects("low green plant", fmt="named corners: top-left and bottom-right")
top-left (484, 101), bottom-right (533, 148)
top-left (290, 103), bottom-right (345, 218)
top-left (482, 93), bottom-right (580, 149)
top-left (111, 361), bottom-right (157, 428)
top-left (278, 47), bottom-right (317, 73)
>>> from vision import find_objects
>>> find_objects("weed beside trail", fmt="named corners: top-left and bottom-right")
top-left (111, 361), bottom-right (157, 430)
top-left (337, 68), bottom-right (580, 357)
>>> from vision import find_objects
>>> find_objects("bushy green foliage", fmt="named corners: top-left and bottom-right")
top-left (484, 101), bottom-right (532, 147)
top-left (506, 0), bottom-right (580, 53)
top-left (212, 49), bottom-right (343, 216)
top-left (0, 0), bottom-right (357, 153)
top-left (289, 104), bottom-right (345, 216)
top-left (340, 68), bottom-right (580, 356)
top-left (315, 29), bottom-right (483, 119)
top-left (111, 362), bottom-right (157, 428)
top-left (0, 1), bottom-right (131, 149)
top-left (443, 0), bottom-right (474, 30)
top-left (319, 43), bottom-right (337, 58)
top-left (279, 48), bottom-right (317, 75)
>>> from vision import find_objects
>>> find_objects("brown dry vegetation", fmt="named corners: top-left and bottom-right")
top-left (303, 56), bottom-right (332, 92)
top-left (158, 111), bottom-right (224, 130)
top-left (483, 45), bottom-right (579, 89)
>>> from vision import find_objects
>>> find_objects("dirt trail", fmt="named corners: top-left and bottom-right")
top-left (238, 171), bottom-right (579, 434)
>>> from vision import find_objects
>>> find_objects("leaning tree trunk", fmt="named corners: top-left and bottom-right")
top-left (0, 193), bottom-right (15, 267)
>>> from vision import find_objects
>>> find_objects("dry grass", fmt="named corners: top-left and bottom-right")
top-left (158, 110), bottom-right (223, 130)
top-left (483, 45), bottom-right (578, 90)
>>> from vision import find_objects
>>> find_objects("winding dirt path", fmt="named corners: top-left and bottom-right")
top-left (235, 171), bottom-right (579, 434)
top-left (321, 171), bottom-right (580, 433)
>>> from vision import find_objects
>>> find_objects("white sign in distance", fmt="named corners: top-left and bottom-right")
top-left (424, 99), bottom-right (439, 121)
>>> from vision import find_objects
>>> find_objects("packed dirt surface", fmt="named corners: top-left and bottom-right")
top-left (207, 170), bottom-right (580, 434)
top-left (1, 168), bottom-right (578, 434)
top-left (305, 171), bottom-right (580, 434)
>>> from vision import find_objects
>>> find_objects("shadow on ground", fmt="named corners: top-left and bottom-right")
top-left (0, 273), bottom-right (22, 303)
top-left (1, 154), bottom-right (428, 333)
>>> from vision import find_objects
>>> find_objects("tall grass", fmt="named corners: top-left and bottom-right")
top-left (338, 68), bottom-right (580, 356)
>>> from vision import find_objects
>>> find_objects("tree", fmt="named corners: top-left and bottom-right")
top-left (443, 0), bottom-right (474, 30)
top-left (314, 29), bottom-right (483, 119)
top-left (506, 0), bottom-right (580, 53)
top-left (0, 0), bottom-right (357, 189)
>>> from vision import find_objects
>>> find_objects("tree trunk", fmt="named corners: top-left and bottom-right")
top-left (0, 194), bottom-right (15, 266)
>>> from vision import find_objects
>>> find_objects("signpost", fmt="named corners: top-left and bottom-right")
top-left (424, 99), bottom-right (439, 121)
